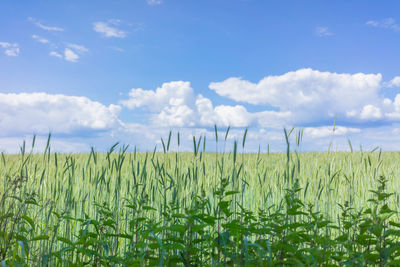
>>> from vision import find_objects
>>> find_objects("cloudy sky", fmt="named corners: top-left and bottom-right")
top-left (1, 0), bottom-right (400, 153)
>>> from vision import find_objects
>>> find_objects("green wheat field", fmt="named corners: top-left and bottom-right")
top-left (2, 128), bottom-right (400, 266)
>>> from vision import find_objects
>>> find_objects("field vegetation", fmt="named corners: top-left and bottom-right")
top-left (2, 128), bottom-right (400, 266)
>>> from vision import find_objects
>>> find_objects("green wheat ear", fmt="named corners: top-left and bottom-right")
top-left (0, 127), bottom-right (399, 265)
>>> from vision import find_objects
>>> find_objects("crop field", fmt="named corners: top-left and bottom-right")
top-left (2, 130), bottom-right (400, 266)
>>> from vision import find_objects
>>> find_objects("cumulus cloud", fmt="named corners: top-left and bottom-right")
top-left (209, 68), bottom-right (383, 124)
top-left (121, 81), bottom-right (194, 111)
top-left (315, 27), bottom-right (333, 37)
top-left (360, 105), bottom-right (382, 120)
top-left (366, 18), bottom-right (400, 32)
top-left (156, 105), bottom-right (195, 127)
top-left (121, 81), bottom-right (196, 126)
top-left (0, 70), bottom-right (390, 152)
top-left (388, 76), bottom-right (400, 87)
top-left (345, 96), bottom-right (400, 122)
top-left (28, 17), bottom-right (64, 32)
top-left (120, 79), bottom-right (297, 129)
top-left (64, 48), bottom-right (79, 62)
top-left (93, 20), bottom-right (127, 38)
top-left (207, 69), bottom-right (400, 128)
top-left (120, 72), bottom-right (400, 130)
top-left (119, 70), bottom-right (400, 133)
top-left (0, 92), bottom-right (121, 136)
top-left (5, 70), bottom-right (400, 153)
top-left (0, 42), bottom-right (20, 56)
top-left (196, 95), bottom-right (251, 127)
top-left (120, 81), bottom-right (291, 128)
top-left (195, 95), bottom-right (291, 128)
top-left (61, 44), bottom-right (88, 62)
top-left (384, 95), bottom-right (400, 120)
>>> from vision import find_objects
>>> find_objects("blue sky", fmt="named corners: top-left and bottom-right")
top-left (1, 0), bottom-right (400, 153)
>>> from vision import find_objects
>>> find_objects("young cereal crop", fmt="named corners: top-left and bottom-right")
top-left (2, 129), bottom-right (400, 266)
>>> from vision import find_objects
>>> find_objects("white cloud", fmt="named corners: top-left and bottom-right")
top-left (0, 92), bottom-right (121, 137)
top-left (342, 93), bottom-right (400, 122)
top-left (360, 104), bottom-right (382, 120)
top-left (93, 20), bottom-right (127, 38)
top-left (156, 105), bottom-right (195, 127)
top-left (121, 81), bottom-right (194, 112)
top-left (64, 48), bottom-right (79, 62)
top-left (119, 71), bottom-right (400, 132)
top-left (195, 95), bottom-right (217, 126)
top-left (121, 81), bottom-right (196, 127)
top-left (196, 95), bottom-right (252, 127)
top-left (385, 95), bottom-right (400, 120)
top-left (388, 76), bottom-right (400, 87)
top-left (61, 44), bottom-right (87, 62)
top-left (121, 73), bottom-right (400, 130)
top-left (32, 35), bottom-right (49, 44)
top-left (6, 74), bottom-right (400, 153)
top-left (67, 43), bottom-right (88, 53)
top-left (209, 69), bottom-right (383, 124)
top-left (113, 72), bottom-right (400, 152)
top-left (49, 51), bottom-right (63, 59)
top-left (256, 110), bottom-right (293, 128)
top-left (195, 95), bottom-right (291, 128)
top-left (121, 82), bottom-right (290, 128)
top-left (315, 26), bottom-right (333, 37)
top-left (31, 35), bottom-right (88, 62)
top-left (28, 17), bottom-right (64, 32)
top-left (366, 18), bottom-right (400, 32)
top-left (0, 42), bottom-right (20, 56)
top-left (304, 126), bottom-right (361, 138)
top-left (147, 0), bottom-right (163, 5)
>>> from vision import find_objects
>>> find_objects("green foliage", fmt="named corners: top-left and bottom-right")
top-left (2, 129), bottom-right (400, 265)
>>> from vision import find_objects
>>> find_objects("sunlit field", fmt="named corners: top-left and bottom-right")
top-left (2, 129), bottom-right (400, 266)
top-left (3, 0), bottom-right (400, 265)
